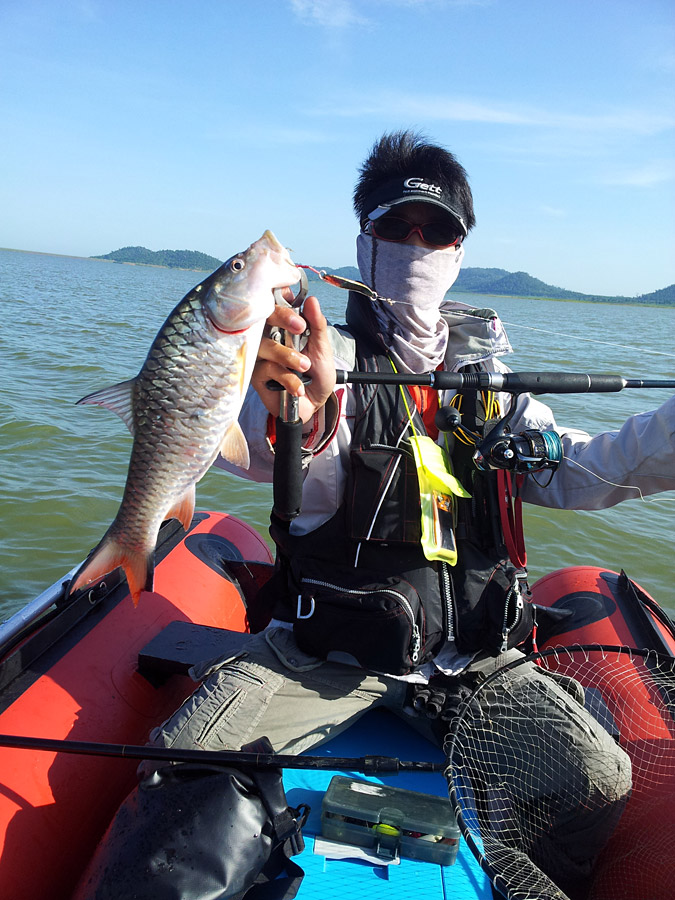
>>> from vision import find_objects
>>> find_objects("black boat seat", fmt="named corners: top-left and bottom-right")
top-left (138, 621), bottom-right (253, 677)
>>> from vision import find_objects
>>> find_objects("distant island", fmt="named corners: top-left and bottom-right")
top-left (92, 246), bottom-right (223, 271)
top-left (91, 247), bottom-right (674, 306)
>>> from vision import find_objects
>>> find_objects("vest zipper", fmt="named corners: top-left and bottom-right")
top-left (302, 579), bottom-right (422, 664)
top-left (440, 562), bottom-right (455, 643)
top-left (500, 580), bottom-right (524, 652)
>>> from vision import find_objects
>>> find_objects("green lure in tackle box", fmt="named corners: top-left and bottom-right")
top-left (321, 775), bottom-right (461, 865)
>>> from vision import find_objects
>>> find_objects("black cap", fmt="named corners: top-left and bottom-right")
top-left (363, 176), bottom-right (468, 235)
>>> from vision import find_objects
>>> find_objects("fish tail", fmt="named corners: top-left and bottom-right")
top-left (69, 534), bottom-right (153, 607)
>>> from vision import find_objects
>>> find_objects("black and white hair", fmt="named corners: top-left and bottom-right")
top-left (353, 130), bottom-right (476, 232)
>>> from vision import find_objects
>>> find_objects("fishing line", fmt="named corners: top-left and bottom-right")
top-left (560, 453), bottom-right (675, 503)
top-left (500, 321), bottom-right (675, 360)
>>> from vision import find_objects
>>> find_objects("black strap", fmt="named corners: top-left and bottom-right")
top-left (233, 797), bottom-right (308, 900)
top-left (233, 857), bottom-right (305, 900)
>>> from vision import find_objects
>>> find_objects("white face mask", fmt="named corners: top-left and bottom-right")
top-left (356, 233), bottom-right (465, 373)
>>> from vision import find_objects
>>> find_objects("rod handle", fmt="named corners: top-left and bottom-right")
top-left (272, 417), bottom-right (304, 521)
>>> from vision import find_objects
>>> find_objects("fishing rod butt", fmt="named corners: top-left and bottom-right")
top-left (272, 416), bottom-right (304, 521)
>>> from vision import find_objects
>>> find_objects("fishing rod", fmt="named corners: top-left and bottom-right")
top-left (0, 733), bottom-right (443, 774)
top-left (335, 370), bottom-right (675, 394)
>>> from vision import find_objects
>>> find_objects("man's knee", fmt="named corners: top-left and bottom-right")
top-left (152, 652), bottom-right (285, 752)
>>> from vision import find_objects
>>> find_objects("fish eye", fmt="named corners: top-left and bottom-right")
top-left (229, 257), bottom-right (246, 272)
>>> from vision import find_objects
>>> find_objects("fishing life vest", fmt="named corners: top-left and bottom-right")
top-left (267, 329), bottom-right (532, 675)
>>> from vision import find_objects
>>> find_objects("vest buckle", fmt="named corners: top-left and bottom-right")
top-left (296, 594), bottom-right (315, 620)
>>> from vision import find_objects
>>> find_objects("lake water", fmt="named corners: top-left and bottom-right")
top-left (1, 248), bottom-right (673, 621)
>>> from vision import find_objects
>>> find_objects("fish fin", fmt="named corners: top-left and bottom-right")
top-left (69, 534), bottom-right (153, 607)
top-left (220, 420), bottom-right (250, 470)
top-left (166, 485), bottom-right (196, 532)
top-left (77, 379), bottom-right (136, 434)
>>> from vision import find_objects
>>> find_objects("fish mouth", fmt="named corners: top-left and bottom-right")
top-left (255, 230), bottom-right (300, 287)
top-left (259, 229), bottom-right (285, 253)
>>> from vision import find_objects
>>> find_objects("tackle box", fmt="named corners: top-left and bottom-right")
top-left (321, 775), bottom-right (461, 866)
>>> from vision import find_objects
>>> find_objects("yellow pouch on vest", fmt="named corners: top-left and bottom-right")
top-left (409, 435), bottom-right (471, 565)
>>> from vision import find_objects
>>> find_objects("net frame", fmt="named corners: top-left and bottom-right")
top-left (443, 644), bottom-right (675, 900)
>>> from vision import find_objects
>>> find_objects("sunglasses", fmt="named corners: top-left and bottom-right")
top-left (366, 216), bottom-right (464, 248)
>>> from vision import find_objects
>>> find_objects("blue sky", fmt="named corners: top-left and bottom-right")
top-left (1, 0), bottom-right (673, 297)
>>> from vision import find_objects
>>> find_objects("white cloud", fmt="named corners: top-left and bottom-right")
top-left (288, 0), bottom-right (489, 27)
top-left (202, 122), bottom-right (334, 147)
top-left (289, 0), bottom-right (368, 27)
top-left (647, 51), bottom-right (675, 74)
top-left (540, 205), bottom-right (567, 218)
top-left (599, 161), bottom-right (675, 188)
top-left (371, 0), bottom-right (491, 6)
top-left (308, 91), bottom-right (675, 137)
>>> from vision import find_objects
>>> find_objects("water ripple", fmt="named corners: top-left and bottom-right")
top-left (1, 250), bottom-right (673, 620)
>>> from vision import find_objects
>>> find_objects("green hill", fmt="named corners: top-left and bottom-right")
top-left (451, 267), bottom-right (674, 305)
top-left (92, 246), bottom-right (223, 270)
top-left (639, 283), bottom-right (675, 305)
top-left (451, 267), bottom-right (513, 293)
top-left (304, 265), bottom-right (361, 282)
top-left (456, 269), bottom-right (588, 300)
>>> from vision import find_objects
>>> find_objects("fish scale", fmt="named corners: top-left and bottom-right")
top-left (70, 230), bottom-right (299, 604)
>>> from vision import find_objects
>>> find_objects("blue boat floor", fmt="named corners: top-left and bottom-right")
top-left (283, 707), bottom-right (491, 900)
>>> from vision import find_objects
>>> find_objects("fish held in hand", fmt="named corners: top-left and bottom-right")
top-left (70, 230), bottom-right (299, 605)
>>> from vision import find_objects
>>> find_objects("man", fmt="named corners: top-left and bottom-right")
top-left (85, 132), bottom-right (675, 898)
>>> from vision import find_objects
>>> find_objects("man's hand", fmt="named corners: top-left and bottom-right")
top-left (251, 294), bottom-right (336, 423)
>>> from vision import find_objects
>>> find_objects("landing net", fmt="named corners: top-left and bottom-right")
top-left (443, 645), bottom-right (675, 900)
